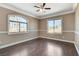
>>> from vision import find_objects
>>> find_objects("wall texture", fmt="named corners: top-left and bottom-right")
top-left (0, 7), bottom-right (39, 46)
top-left (0, 6), bottom-right (75, 49)
top-left (39, 13), bottom-right (75, 42)
top-left (75, 3), bottom-right (79, 54)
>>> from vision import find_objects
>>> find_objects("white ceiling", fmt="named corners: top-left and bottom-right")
top-left (0, 3), bottom-right (75, 19)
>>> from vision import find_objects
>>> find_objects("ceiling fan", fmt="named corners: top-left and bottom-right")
top-left (34, 3), bottom-right (51, 12)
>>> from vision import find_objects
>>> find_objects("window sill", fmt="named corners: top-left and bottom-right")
top-left (8, 32), bottom-right (28, 35)
top-left (47, 32), bottom-right (62, 35)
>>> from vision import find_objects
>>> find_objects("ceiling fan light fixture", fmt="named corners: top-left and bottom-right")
top-left (40, 9), bottom-right (43, 12)
top-left (34, 3), bottom-right (51, 13)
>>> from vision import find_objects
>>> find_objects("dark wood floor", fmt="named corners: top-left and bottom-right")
top-left (0, 38), bottom-right (78, 56)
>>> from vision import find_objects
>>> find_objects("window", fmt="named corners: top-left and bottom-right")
top-left (48, 19), bottom-right (62, 34)
top-left (8, 15), bottom-right (28, 33)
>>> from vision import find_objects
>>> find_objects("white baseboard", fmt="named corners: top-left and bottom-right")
top-left (74, 43), bottom-right (79, 55)
top-left (39, 36), bottom-right (79, 54)
top-left (74, 32), bottom-right (79, 55)
top-left (0, 36), bottom-right (78, 55)
top-left (39, 36), bottom-right (74, 43)
top-left (0, 35), bottom-right (78, 55)
top-left (0, 37), bottom-right (38, 49)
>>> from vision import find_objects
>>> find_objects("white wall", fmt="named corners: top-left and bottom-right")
top-left (75, 3), bottom-right (79, 54)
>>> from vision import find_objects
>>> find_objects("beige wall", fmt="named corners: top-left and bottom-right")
top-left (0, 7), bottom-right (39, 46)
top-left (0, 6), bottom-right (75, 48)
top-left (39, 13), bottom-right (75, 42)
top-left (75, 4), bottom-right (79, 54)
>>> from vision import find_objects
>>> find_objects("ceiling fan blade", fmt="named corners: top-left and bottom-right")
top-left (34, 6), bottom-right (40, 8)
top-left (43, 3), bottom-right (46, 7)
top-left (36, 9), bottom-right (40, 12)
top-left (45, 8), bottom-right (51, 10)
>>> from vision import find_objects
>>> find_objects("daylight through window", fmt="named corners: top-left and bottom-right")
top-left (8, 15), bottom-right (28, 33)
top-left (48, 19), bottom-right (62, 34)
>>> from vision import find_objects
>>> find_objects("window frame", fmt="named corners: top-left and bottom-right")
top-left (8, 15), bottom-right (29, 35)
top-left (47, 18), bottom-right (63, 34)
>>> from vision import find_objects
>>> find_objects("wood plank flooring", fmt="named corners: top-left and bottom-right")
top-left (0, 38), bottom-right (78, 56)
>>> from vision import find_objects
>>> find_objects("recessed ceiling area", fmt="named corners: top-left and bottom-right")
top-left (0, 3), bottom-right (74, 19)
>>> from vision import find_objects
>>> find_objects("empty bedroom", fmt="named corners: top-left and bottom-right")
top-left (0, 3), bottom-right (79, 56)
